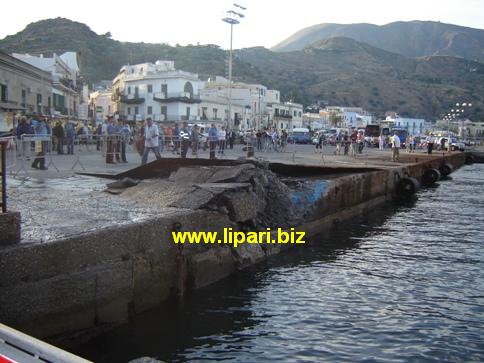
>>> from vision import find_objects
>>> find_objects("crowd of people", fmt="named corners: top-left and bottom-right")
top-left (7, 115), bottom-right (466, 169)
top-left (137, 119), bottom-right (245, 164)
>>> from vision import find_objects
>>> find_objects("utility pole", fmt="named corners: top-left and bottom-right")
top-left (222, 3), bottom-right (246, 130)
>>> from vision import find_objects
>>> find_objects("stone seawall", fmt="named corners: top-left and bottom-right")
top-left (0, 153), bottom-right (466, 342)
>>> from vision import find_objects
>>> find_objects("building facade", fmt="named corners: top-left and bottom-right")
top-left (112, 61), bottom-right (201, 123)
top-left (89, 89), bottom-right (113, 123)
top-left (0, 51), bottom-right (52, 130)
top-left (12, 52), bottom-right (82, 118)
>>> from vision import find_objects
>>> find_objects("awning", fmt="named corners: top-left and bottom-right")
top-left (0, 102), bottom-right (25, 111)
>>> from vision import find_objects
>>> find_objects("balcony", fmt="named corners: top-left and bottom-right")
top-left (162, 115), bottom-right (201, 122)
top-left (120, 94), bottom-right (145, 104)
top-left (153, 91), bottom-right (201, 104)
top-left (274, 113), bottom-right (293, 120)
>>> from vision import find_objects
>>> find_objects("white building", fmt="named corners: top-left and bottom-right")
top-left (268, 100), bottom-right (303, 130)
top-left (89, 89), bottom-right (113, 123)
top-left (112, 61), bottom-right (201, 123)
top-left (200, 76), bottom-right (268, 130)
top-left (386, 116), bottom-right (426, 135)
top-left (12, 52), bottom-right (82, 117)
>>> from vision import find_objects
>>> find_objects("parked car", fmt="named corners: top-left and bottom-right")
top-left (436, 137), bottom-right (465, 151)
top-left (288, 128), bottom-right (312, 144)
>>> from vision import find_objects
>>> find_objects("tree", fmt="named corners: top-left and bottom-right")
top-left (329, 112), bottom-right (342, 127)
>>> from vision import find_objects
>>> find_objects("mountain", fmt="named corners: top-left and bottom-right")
top-left (239, 37), bottom-right (484, 119)
top-left (1, 18), bottom-right (483, 120)
top-left (272, 21), bottom-right (484, 63)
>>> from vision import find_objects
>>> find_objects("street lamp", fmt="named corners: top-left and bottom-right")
top-left (222, 3), bottom-right (246, 130)
top-left (447, 102), bottom-right (472, 152)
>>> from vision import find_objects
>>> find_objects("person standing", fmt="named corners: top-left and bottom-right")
top-left (392, 132), bottom-right (401, 162)
top-left (17, 117), bottom-right (34, 159)
top-left (52, 121), bottom-right (65, 154)
top-left (179, 122), bottom-right (191, 158)
top-left (141, 117), bottom-right (162, 164)
top-left (208, 123), bottom-right (218, 160)
top-left (120, 122), bottom-right (131, 163)
top-left (31, 119), bottom-right (48, 170)
top-left (158, 125), bottom-right (165, 154)
top-left (173, 124), bottom-right (180, 155)
top-left (191, 125), bottom-right (199, 156)
top-left (228, 129), bottom-right (236, 149)
top-left (106, 117), bottom-right (117, 164)
top-left (427, 134), bottom-right (435, 154)
top-left (218, 126), bottom-right (226, 154)
top-left (65, 122), bottom-right (75, 155)
top-left (378, 133), bottom-right (385, 150)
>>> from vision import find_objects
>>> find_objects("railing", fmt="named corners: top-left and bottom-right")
top-left (120, 95), bottom-right (145, 104)
top-left (153, 92), bottom-right (201, 102)
top-left (274, 114), bottom-right (293, 120)
top-left (0, 322), bottom-right (92, 363)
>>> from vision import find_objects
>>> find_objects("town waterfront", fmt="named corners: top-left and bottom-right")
top-left (75, 163), bottom-right (484, 362)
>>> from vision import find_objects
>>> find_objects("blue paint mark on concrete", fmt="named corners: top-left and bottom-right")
top-left (290, 180), bottom-right (328, 206)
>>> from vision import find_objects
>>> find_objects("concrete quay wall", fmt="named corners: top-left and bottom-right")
top-left (0, 153), bottom-right (466, 341)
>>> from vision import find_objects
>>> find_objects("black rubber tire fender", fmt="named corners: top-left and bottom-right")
top-left (439, 163), bottom-right (453, 177)
top-left (396, 177), bottom-right (420, 197)
top-left (465, 154), bottom-right (475, 164)
top-left (422, 168), bottom-right (441, 186)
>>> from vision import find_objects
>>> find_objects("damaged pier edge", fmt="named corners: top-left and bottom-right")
top-left (0, 152), bottom-right (467, 343)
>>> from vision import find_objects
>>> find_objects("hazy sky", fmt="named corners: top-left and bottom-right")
top-left (2, 0), bottom-right (484, 49)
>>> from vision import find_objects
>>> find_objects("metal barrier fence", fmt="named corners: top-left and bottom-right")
top-left (0, 136), bottom-right (17, 173)
top-left (15, 134), bottom-right (58, 176)
top-left (0, 139), bottom-right (8, 212)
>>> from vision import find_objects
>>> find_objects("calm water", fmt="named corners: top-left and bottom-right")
top-left (76, 164), bottom-right (484, 363)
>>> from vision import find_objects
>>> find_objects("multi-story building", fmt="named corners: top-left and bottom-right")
top-left (112, 61), bottom-right (201, 123)
top-left (12, 52), bottom-right (82, 117)
top-left (89, 89), bottom-right (113, 123)
top-left (386, 115), bottom-right (425, 135)
top-left (200, 76), bottom-right (268, 130)
top-left (0, 51), bottom-right (52, 130)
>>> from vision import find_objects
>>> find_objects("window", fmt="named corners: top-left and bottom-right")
top-left (186, 107), bottom-right (190, 119)
top-left (147, 84), bottom-right (153, 93)
top-left (37, 93), bottom-right (42, 105)
top-left (299, 112), bottom-right (302, 117)
top-left (0, 84), bottom-right (7, 101)
top-left (134, 87), bottom-right (139, 97)
top-left (213, 108), bottom-right (218, 119)
top-left (128, 87), bottom-right (131, 95)
top-left (162, 84), bottom-right (167, 95)
top-left (184, 82), bottom-right (194, 98)
top-left (21, 89), bottom-right (26, 106)
top-left (161, 106), bottom-right (167, 119)
top-left (127, 107), bottom-right (131, 115)
top-left (147, 106), bottom-right (152, 114)
top-left (135, 106), bottom-right (139, 115)
top-left (294, 111), bottom-right (297, 117)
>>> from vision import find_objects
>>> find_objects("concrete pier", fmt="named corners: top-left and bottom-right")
top-left (0, 150), bottom-right (467, 344)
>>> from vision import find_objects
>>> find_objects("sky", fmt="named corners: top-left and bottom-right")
top-left (2, 0), bottom-right (484, 50)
